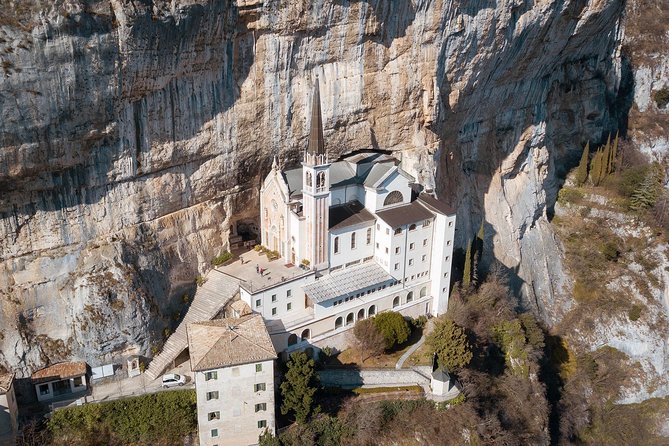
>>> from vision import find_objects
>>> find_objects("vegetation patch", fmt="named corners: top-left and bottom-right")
top-left (211, 250), bottom-right (232, 266)
top-left (654, 87), bottom-right (669, 109)
top-left (628, 304), bottom-right (643, 321)
top-left (48, 390), bottom-right (197, 445)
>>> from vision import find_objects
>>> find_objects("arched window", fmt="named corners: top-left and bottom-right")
top-left (406, 291), bottom-right (414, 303)
top-left (346, 313), bottom-right (354, 325)
top-left (288, 334), bottom-right (298, 346)
top-left (351, 232), bottom-right (356, 249)
top-left (420, 287), bottom-right (427, 298)
top-left (335, 317), bottom-right (343, 329)
top-left (316, 172), bottom-right (326, 191)
top-left (366, 228), bottom-right (372, 245)
top-left (306, 171), bottom-right (313, 187)
top-left (383, 191), bottom-right (403, 206)
top-left (334, 236), bottom-right (339, 254)
top-left (393, 296), bottom-right (400, 308)
top-left (368, 305), bottom-right (376, 316)
top-left (357, 308), bottom-right (365, 320)
top-left (301, 329), bottom-right (310, 341)
top-left (409, 223), bottom-right (417, 231)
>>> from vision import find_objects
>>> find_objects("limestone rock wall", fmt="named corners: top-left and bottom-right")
top-left (0, 0), bottom-right (635, 377)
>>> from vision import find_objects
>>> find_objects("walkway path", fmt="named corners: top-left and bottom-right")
top-left (395, 319), bottom-right (434, 369)
top-left (145, 269), bottom-right (240, 380)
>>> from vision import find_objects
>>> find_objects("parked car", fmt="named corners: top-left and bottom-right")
top-left (161, 373), bottom-right (186, 388)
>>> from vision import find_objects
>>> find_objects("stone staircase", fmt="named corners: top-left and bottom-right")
top-left (145, 269), bottom-right (241, 380)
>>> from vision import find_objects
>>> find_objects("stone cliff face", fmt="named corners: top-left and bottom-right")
top-left (0, 0), bottom-right (645, 381)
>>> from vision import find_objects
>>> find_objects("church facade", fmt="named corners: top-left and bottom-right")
top-left (242, 80), bottom-right (456, 354)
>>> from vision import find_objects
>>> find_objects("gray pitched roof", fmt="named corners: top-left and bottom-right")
top-left (417, 193), bottom-right (455, 216)
top-left (308, 78), bottom-right (325, 155)
top-left (329, 201), bottom-right (376, 230)
top-left (376, 201), bottom-right (435, 228)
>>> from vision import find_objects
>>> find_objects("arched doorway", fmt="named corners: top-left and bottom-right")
top-left (301, 329), bottom-right (310, 341)
top-left (346, 313), bottom-right (354, 325)
top-left (335, 317), bottom-right (343, 329)
top-left (420, 287), bottom-right (427, 298)
top-left (368, 305), bottom-right (376, 316)
top-left (357, 308), bottom-right (365, 320)
top-left (393, 296), bottom-right (400, 308)
top-left (287, 334), bottom-right (298, 346)
top-left (406, 291), bottom-right (414, 303)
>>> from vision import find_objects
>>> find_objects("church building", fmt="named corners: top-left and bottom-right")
top-left (243, 79), bottom-right (456, 354)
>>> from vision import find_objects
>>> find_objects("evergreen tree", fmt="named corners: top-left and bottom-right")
top-left (629, 165), bottom-right (663, 211)
top-left (602, 135), bottom-right (611, 178)
top-left (575, 142), bottom-right (590, 186)
top-left (610, 131), bottom-right (619, 174)
top-left (591, 149), bottom-right (605, 186)
top-left (259, 429), bottom-right (281, 446)
top-left (373, 311), bottom-right (411, 349)
top-left (280, 351), bottom-right (320, 424)
top-left (426, 318), bottom-right (473, 370)
top-left (463, 238), bottom-right (472, 288)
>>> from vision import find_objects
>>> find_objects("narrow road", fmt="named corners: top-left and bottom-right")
top-left (395, 320), bottom-right (434, 369)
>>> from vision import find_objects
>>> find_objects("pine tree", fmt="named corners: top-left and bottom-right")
top-left (463, 238), bottom-right (472, 288)
top-left (575, 142), bottom-right (590, 186)
top-left (280, 352), bottom-right (320, 423)
top-left (602, 135), bottom-right (611, 179)
top-left (590, 149), bottom-right (600, 186)
top-left (610, 130), bottom-right (619, 175)
top-left (630, 165), bottom-right (663, 211)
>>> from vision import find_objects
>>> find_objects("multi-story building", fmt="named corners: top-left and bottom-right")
top-left (0, 372), bottom-right (18, 446)
top-left (187, 314), bottom-right (277, 446)
top-left (238, 78), bottom-right (456, 354)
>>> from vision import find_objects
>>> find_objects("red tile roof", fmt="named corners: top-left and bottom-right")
top-left (31, 362), bottom-right (87, 384)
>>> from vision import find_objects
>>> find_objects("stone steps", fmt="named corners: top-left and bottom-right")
top-left (145, 270), bottom-right (240, 380)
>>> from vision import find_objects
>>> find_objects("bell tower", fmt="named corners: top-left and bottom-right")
top-left (302, 77), bottom-right (330, 270)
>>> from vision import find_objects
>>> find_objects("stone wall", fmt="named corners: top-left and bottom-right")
top-left (317, 366), bottom-right (432, 388)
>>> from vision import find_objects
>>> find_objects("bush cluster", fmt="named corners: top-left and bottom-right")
top-left (211, 251), bottom-right (233, 266)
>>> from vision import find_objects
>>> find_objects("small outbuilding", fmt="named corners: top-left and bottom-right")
top-left (0, 372), bottom-right (18, 446)
top-left (31, 362), bottom-right (88, 403)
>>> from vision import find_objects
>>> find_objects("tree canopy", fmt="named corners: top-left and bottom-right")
top-left (280, 351), bottom-right (320, 423)
top-left (372, 311), bottom-right (411, 349)
top-left (426, 318), bottom-right (473, 370)
top-left (353, 318), bottom-right (385, 361)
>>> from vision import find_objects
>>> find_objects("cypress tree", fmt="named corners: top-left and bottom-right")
top-left (610, 131), bottom-right (619, 174)
top-left (590, 149), bottom-right (602, 186)
top-left (575, 142), bottom-right (590, 186)
top-left (602, 136), bottom-right (611, 178)
top-left (463, 238), bottom-right (472, 288)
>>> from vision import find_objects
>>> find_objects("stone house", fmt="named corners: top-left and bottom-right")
top-left (30, 362), bottom-right (88, 403)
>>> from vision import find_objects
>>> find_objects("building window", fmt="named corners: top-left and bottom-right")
top-left (211, 428), bottom-right (219, 437)
top-left (409, 242), bottom-right (415, 250)
top-left (394, 263), bottom-right (399, 270)
top-left (395, 247), bottom-right (400, 254)
top-left (409, 259), bottom-right (414, 266)
top-left (256, 363), bottom-right (263, 372)
top-left (444, 272), bottom-right (448, 278)
top-left (385, 247), bottom-right (389, 254)
top-left (377, 223), bottom-right (380, 230)
top-left (335, 317), bottom-right (343, 329)
top-left (288, 334), bottom-right (298, 346)
top-left (208, 411), bottom-right (220, 421)
top-left (394, 227), bottom-right (402, 235)
top-left (316, 171), bottom-right (326, 191)
top-left (423, 239), bottom-right (427, 246)
top-left (39, 384), bottom-right (49, 395)
top-left (366, 228), bottom-right (372, 244)
top-left (422, 255), bottom-right (427, 262)
top-left (357, 308), bottom-right (365, 320)
top-left (447, 240), bottom-right (451, 246)
top-left (254, 383), bottom-right (266, 392)
top-left (287, 302), bottom-right (292, 311)
top-left (346, 313), bottom-right (354, 325)
top-left (369, 305), bottom-right (376, 316)
top-left (351, 232), bottom-right (356, 249)
top-left (393, 296), bottom-right (400, 308)
top-left (420, 287), bottom-right (427, 298)
top-left (386, 228), bottom-right (390, 235)
top-left (287, 289), bottom-right (292, 298)
top-left (445, 255), bottom-right (450, 261)
top-left (306, 171), bottom-right (312, 187)
top-left (73, 376), bottom-right (84, 387)
top-left (271, 294), bottom-right (277, 302)
top-left (376, 242), bottom-right (380, 249)
top-left (384, 190), bottom-right (404, 206)
top-left (258, 420), bottom-right (267, 429)
top-left (407, 292), bottom-right (414, 303)
top-left (205, 371), bottom-right (218, 381)
top-left (409, 224), bottom-right (417, 231)
top-left (334, 236), bottom-right (339, 254)
top-left (448, 221), bottom-right (453, 227)
top-left (301, 329), bottom-right (310, 341)
top-left (255, 299), bottom-right (261, 308)
top-left (423, 219), bottom-right (431, 227)
top-left (206, 391), bottom-right (219, 401)
top-left (271, 307), bottom-right (277, 316)
top-left (255, 403), bottom-right (267, 412)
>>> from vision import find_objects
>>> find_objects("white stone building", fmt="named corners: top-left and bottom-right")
top-left (187, 314), bottom-right (277, 446)
top-left (0, 372), bottom-right (18, 446)
top-left (240, 79), bottom-right (456, 354)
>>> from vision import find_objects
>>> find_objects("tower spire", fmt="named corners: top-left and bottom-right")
top-left (307, 77), bottom-right (325, 156)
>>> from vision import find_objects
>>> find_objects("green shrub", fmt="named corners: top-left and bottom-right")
top-left (195, 275), bottom-right (206, 287)
top-left (654, 87), bottom-right (669, 109)
top-left (254, 244), bottom-right (262, 252)
top-left (557, 187), bottom-right (585, 205)
top-left (372, 312), bottom-right (411, 350)
top-left (411, 315), bottom-right (428, 329)
top-left (601, 241), bottom-right (620, 261)
top-left (48, 390), bottom-right (197, 444)
top-left (628, 304), bottom-right (643, 321)
top-left (211, 251), bottom-right (233, 266)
